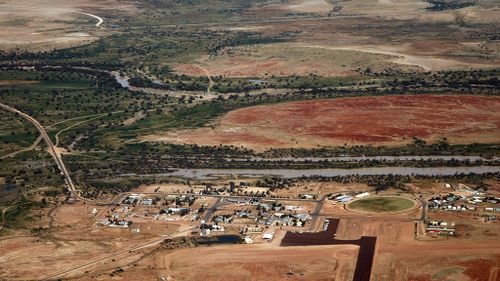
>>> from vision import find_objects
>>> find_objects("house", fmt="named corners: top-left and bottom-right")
top-left (426, 220), bottom-right (455, 235)
top-left (274, 212), bottom-right (286, 218)
top-left (258, 203), bottom-right (271, 211)
top-left (355, 192), bottom-right (370, 198)
top-left (129, 194), bottom-right (141, 199)
top-left (161, 207), bottom-right (190, 216)
top-left (336, 195), bottom-right (353, 203)
top-left (301, 194), bottom-right (315, 200)
top-left (108, 220), bottom-right (132, 228)
top-left (294, 213), bottom-right (311, 221)
top-left (142, 198), bottom-right (154, 205)
top-left (211, 225), bottom-right (225, 232)
top-left (235, 210), bottom-right (253, 218)
top-left (262, 232), bottom-right (274, 241)
top-left (245, 226), bottom-right (263, 233)
top-left (250, 197), bottom-right (261, 205)
top-left (213, 215), bottom-right (233, 223)
top-left (272, 205), bottom-right (283, 211)
top-left (122, 197), bottom-right (137, 205)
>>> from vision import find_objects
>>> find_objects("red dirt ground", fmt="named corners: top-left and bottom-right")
top-left (460, 257), bottom-right (500, 281)
top-left (166, 94), bottom-right (500, 149)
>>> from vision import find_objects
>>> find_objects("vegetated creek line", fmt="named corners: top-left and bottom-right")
top-left (125, 166), bottom-right (500, 180)
top-left (232, 156), bottom-right (500, 162)
top-left (111, 74), bottom-right (499, 164)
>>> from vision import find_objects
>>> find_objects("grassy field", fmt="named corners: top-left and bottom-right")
top-left (349, 197), bottom-right (415, 213)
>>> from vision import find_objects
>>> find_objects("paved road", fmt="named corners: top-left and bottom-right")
top-left (202, 197), bottom-right (222, 222)
top-left (309, 194), bottom-right (326, 231)
top-left (417, 197), bottom-right (428, 221)
top-left (0, 103), bottom-right (83, 200)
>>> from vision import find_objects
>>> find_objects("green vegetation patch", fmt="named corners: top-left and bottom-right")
top-left (349, 196), bottom-right (414, 213)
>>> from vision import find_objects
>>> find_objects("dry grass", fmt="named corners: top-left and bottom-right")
top-left (174, 42), bottom-right (418, 77)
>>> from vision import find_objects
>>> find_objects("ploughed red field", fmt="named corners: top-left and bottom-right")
top-left (162, 94), bottom-right (500, 149)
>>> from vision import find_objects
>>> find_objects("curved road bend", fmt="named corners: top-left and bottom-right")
top-left (0, 103), bottom-right (83, 200)
top-left (55, 9), bottom-right (104, 28)
top-left (77, 11), bottom-right (104, 27)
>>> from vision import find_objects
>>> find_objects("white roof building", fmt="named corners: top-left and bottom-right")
top-left (355, 192), bottom-right (370, 198)
top-left (262, 232), bottom-right (274, 240)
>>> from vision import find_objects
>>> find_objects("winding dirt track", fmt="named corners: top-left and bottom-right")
top-left (54, 114), bottom-right (107, 147)
top-left (55, 9), bottom-right (104, 28)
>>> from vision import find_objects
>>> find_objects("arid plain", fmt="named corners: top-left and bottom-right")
top-left (1, 0), bottom-right (500, 280)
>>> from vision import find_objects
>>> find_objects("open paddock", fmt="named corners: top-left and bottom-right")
top-left (154, 243), bottom-right (358, 281)
top-left (375, 247), bottom-right (500, 281)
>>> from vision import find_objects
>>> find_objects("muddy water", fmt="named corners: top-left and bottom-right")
top-left (113, 73), bottom-right (130, 89)
top-left (160, 166), bottom-right (500, 179)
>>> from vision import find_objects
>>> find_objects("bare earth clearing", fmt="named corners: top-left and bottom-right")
top-left (0, 0), bottom-right (133, 50)
top-left (146, 94), bottom-right (500, 149)
top-left (154, 244), bottom-right (358, 281)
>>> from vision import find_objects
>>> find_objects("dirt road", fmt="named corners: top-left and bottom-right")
top-left (0, 134), bottom-right (43, 159)
top-left (56, 9), bottom-right (104, 28)
top-left (77, 11), bottom-right (104, 28)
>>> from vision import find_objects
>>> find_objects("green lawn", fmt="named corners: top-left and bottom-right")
top-left (349, 197), bottom-right (414, 213)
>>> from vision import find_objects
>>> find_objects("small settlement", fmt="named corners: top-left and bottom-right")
top-left (95, 181), bottom-right (499, 242)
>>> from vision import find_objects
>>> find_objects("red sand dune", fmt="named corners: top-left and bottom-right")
top-left (170, 94), bottom-right (500, 149)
